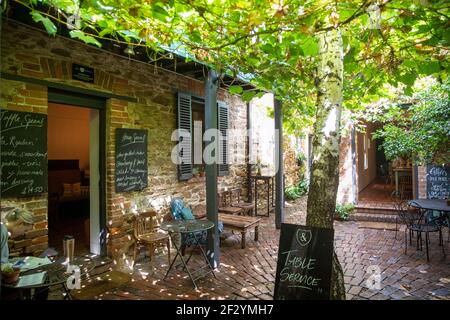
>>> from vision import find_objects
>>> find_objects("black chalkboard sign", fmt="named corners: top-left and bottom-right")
top-left (115, 128), bottom-right (148, 192)
top-left (274, 223), bottom-right (334, 300)
top-left (426, 164), bottom-right (449, 199)
top-left (0, 110), bottom-right (48, 197)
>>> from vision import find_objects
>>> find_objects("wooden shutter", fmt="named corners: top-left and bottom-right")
top-left (218, 101), bottom-right (229, 176)
top-left (177, 93), bottom-right (193, 181)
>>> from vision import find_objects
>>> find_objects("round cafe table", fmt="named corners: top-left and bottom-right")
top-left (408, 199), bottom-right (450, 212)
top-left (3, 255), bottom-right (96, 300)
top-left (408, 199), bottom-right (450, 245)
top-left (160, 219), bottom-right (216, 289)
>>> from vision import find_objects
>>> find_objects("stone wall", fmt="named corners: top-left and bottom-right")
top-left (0, 21), bottom-right (248, 257)
top-left (1, 21), bottom-right (298, 258)
top-left (0, 79), bottom-right (49, 258)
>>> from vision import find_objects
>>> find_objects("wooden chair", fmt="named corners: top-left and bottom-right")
top-left (218, 191), bottom-right (243, 215)
top-left (132, 211), bottom-right (170, 267)
top-left (230, 188), bottom-right (254, 216)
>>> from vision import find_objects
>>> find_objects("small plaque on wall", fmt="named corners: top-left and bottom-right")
top-left (72, 63), bottom-right (94, 83)
top-left (115, 128), bottom-right (148, 192)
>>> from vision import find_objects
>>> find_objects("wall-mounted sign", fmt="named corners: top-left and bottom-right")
top-left (426, 164), bottom-right (449, 199)
top-left (115, 128), bottom-right (148, 192)
top-left (274, 223), bottom-right (334, 300)
top-left (0, 109), bottom-right (48, 197)
top-left (72, 63), bottom-right (94, 83)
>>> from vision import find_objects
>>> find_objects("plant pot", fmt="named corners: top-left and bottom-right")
top-left (2, 268), bottom-right (20, 284)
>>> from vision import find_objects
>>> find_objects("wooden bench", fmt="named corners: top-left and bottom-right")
top-left (218, 213), bottom-right (261, 249)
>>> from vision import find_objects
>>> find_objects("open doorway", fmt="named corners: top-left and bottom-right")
top-left (47, 100), bottom-right (103, 256)
top-left (357, 122), bottom-right (395, 204)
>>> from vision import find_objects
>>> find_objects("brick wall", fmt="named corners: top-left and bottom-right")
top-left (0, 80), bottom-right (49, 257)
top-left (1, 21), bottom-right (297, 258)
top-left (417, 165), bottom-right (427, 199)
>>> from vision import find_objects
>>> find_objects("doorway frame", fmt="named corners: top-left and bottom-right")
top-left (48, 88), bottom-right (107, 256)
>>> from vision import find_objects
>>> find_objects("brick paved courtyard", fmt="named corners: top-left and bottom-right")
top-left (66, 197), bottom-right (449, 300)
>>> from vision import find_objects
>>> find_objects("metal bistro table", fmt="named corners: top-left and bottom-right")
top-left (408, 199), bottom-right (450, 213)
top-left (3, 256), bottom-right (96, 300)
top-left (161, 220), bottom-right (216, 289)
top-left (408, 199), bottom-right (450, 245)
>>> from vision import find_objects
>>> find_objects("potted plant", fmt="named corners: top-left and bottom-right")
top-left (1, 263), bottom-right (21, 284)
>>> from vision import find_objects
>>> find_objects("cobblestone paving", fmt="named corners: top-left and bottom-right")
top-left (72, 197), bottom-right (450, 300)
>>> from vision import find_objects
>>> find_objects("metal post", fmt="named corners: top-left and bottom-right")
top-left (205, 69), bottom-right (220, 268)
top-left (246, 102), bottom-right (253, 204)
top-left (274, 98), bottom-right (284, 229)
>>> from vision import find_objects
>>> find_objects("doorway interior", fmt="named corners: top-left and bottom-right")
top-left (46, 88), bottom-right (106, 257)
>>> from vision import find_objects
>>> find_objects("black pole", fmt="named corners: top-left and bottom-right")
top-left (274, 98), bottom-right (284, 229)
top-left (246, 102), bottom-right (253, 203)
top-left (205, 69), bottom-right (220, 268)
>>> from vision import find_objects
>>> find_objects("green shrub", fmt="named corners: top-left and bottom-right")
top-left (334, 203), bottom-right (354, 221)
top-left (284, 175), bottom-right (309, 200)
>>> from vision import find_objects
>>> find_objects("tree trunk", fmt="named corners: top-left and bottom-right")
top-left (306, 27), bottom-right (346, 300)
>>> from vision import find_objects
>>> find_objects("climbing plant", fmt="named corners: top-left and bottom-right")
top-left (3, 0), bottom-right (449, 299)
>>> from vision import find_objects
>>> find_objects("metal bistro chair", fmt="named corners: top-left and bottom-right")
top-left (132, 211), bottom-right (171, 267)
top-left (230, 188), bottom-right (254, 216)
top-left (398, 201), bottom-right (445, 262)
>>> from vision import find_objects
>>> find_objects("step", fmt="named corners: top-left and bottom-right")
top-left (355, 207), bottom-right (399, 215)
top-left (349, 212), bottom-right (397, 223)
top-left (354, 203), bottom-right (399, 215)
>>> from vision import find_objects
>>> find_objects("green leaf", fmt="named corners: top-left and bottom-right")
top-left (418, 61), bottom-right (440, 75)
top-left (242, 91), bottom-right (256, 102)
top-left (30, 11), bottom-right (57, 36)
top-left (399, 72), bottom-right (416, 87)
top-left (301, 37), bottom-right (318, 56)
top-left (229, 85), bottom-right (243, 94)
top-left (69, 30), bottom-right (102, 47)
top-left (152, 3), bottom-right (169, 21)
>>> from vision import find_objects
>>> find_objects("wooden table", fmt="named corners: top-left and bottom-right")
top-left (218, 214), bottom-right (261, 249)
top-left (250, 175), bottom-right (275, 216)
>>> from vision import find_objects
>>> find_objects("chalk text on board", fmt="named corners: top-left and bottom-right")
top-left (279, 249), bottom-right (321, 290)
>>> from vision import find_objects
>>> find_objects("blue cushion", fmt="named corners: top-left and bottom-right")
top-left (181, 207), bottom-right (195, 220)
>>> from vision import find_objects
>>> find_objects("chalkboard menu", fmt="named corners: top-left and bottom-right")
top-left (426, 164), bottom-right (449, 199)
top-left (274, 223), bottom-right (334, 300)
top-left (115, 128), bottom-right (148, 192)
top-left (0, 110), bottom-right (48, 197)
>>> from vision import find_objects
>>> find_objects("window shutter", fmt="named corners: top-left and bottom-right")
top-left (218, 101), bottom-right (229, 176)
top-left (177, 93), bottom-right (192, 181)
